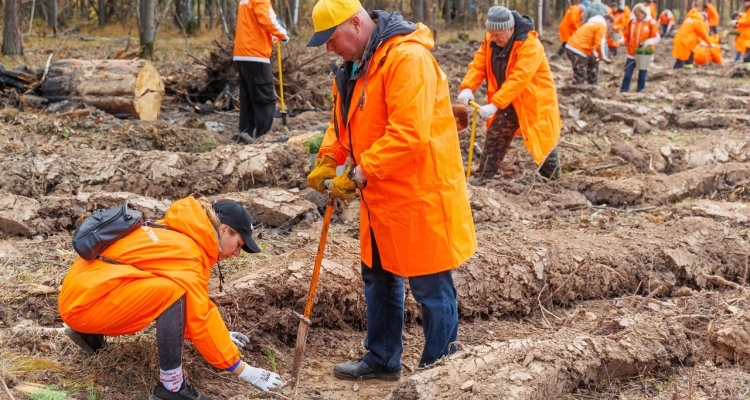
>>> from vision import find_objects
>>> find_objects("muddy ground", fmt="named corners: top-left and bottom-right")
top-left (1, 31), bottom-right (750, 400)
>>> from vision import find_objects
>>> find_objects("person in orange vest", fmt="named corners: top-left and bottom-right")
top-left (232, 0), bottom-right (289, 144)
top-left (608, 2), bottom-right (627, 56)
top-left (59, 197), bottom-right (281, 399)
top-left (735, 0), bottom-right (750, 65)
top-left (693, 34), bottom-right (724, 65)
top-left (305, 0), bottom-right (477, 380)
top-left (672, 9), bottom-right (712, 68)
top-left (566, 14), bottom-right (614, 84)
top-left (558, 0), bottom-right (586, 56)
top-left (459, 6), bottom-right (562, 180)
top-left (642, 0), bottom-right (657, 19)
top-left (659, 9), bottom-right (676, 36)
top-left (621, 4), bottom-right (660, 92)
top-left (704, 1), bottom-right (720, 34)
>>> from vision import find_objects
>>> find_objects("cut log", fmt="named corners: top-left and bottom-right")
top-left (40, 59), bottom-right (165, 121)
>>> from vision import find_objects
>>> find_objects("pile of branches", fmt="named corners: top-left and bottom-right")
top-left (0, 65), bottom-right (44, 108)
top-left (182, 40), bottom-right (335, 113)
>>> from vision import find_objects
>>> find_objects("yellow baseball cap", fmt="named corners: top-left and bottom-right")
top-left (307, 0), bottom-right (363, 47)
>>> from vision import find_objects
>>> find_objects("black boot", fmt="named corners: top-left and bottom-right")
top-left (64, 326), bottom-right (107, 356)
top-left (333, 359), bottom-right (401, 381)
top-left (230, 132), bottom-right (255, 144)
top-left (149, 381), bottom-right (213, 400)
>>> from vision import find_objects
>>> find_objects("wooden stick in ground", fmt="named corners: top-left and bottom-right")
top-left (1, 369), bottom-right (16, 400)
top-left (544, 258), bottom-right (586, 304)
top-left (636, 285), bottom-right (664, 311)
top-left (700, 273), bottom-right (746, 292)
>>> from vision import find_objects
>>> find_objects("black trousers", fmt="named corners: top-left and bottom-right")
top-left (235, 61), bottom-right (276, 138)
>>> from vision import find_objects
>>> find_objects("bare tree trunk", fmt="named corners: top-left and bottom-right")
top-left (196, 0), bottom-right (201, 30)
top-left (224, 0), bottom-right (236, 37)
top-left (175, 0), bottom-right (196, 33)
top-left (542, 0), bottom-right (550, 29)
top-left (47, 0), bottom-right (57, 36)
top-left (2, 0), bottom-right (23, 55)
top-left (207, 0), bottom-right (213, 28)
top-left (139, 0), bottom-right (155, 58)
top-left (98, 0), bottom-right (105, 27)
top-left (413, 0), bottom-right (424, 22)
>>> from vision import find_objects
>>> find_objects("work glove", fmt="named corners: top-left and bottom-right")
top-left (238, 364), bottom-right (283, 392)
top-left (457, 88), bottom-right (474, 106)
top-left (230, 332), bottom-right (249, 348)
top-left (307, 156), bottom-right (337, 193)
top-left (330, 166), bottom-right (361, 200)
top-left (478, 103), bottom-right (498, 119)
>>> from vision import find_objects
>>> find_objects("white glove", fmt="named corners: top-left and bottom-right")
top-left (352, 165), bottom-right (367, 184)
top-left (230, 332), bottom-right (249, 348)
top-left (457, 88), bottom-right (474, 106)
top-left (478, 103), bottom-right (498, 119)
top-left (238, 365), bottom-right (283, 392)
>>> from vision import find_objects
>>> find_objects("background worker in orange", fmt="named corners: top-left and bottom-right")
top-left (692, 34), bottom-right (723, 65)
top-left (642, 0), bottom-right (657, 19)
top-left (621, 4), bottom-right (660, 92)
top-left (659, 9), bottom-right (676, 36)
top-left (558, 0), bottom-right (586, 57)
top-left (607, 2), bottom-right (628, 56)
top-left (59, 197), bottom-right (280, 400)
top-left (565, 14), bottom-right (614, 84)
top-left (459, 7), bottom-right (562, 180)
top-left (673, 9), bottom-right (712, 68)
top-left (704, 1), bottom-right (719, 34)
top-left (305, 0), bottom-right (476, 381)
top-left (735, 0), bottom-right (750, 65)
top-left (232, 0), bottom-right (289, 144)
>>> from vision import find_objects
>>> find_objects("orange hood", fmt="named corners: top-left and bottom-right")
top-left (161, 196), bottom-right (220, 267)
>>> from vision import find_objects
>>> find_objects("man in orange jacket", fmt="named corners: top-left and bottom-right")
top-left (659, 9), bottom-right (676, 36)
top-left (566, 14), bottom-right (614, 84)
top-left (735, 0), bottom-right (750, 65)
top-left (232, 0), bottom-right (289, 144)
top-left (558, 0), bottom-right (586, 56)
top-left (59, 197), bottom-right (280, 399)
top-left (672, 9), bottom-right (712, 68)
top-left (704, 1), bottom-right (719, 34)
top-left (305, 0), bottom-right (477, 381)
top-left (459, 6), bottom-right (562, 180)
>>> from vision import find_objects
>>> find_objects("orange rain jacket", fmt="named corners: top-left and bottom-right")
top-left (560, 4), bottom-right (586, 42)
top-left (318, 23), bottom-right (477, 278)
top-left (623, 16), bottom-right (660, 57)
top-left (59, 197), bottom-right (240, 370)
top-left (460, 31), bottom-right (561, 166)
top-left (607, 8), bottom-right (628, 49)
top-left (233, 0), bottom-right (288, 62)
top-left (672, 9), bottom-right (711, 61)
top-left (659, 10), bottom-right (675, 26)
top-left (566, 15), bottom-right (609, 58)
top-left (704, 3), bottom-right (719, 28)
top-left (647, 2), bottom-right (657, 19)
top-left (737, 11), bottom-right (750, 53)
top-left (693, 35), bottom-right (723, 65)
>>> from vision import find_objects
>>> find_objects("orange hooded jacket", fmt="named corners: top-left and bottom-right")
top-left (58, 197), bottom-right (240, 370)
top-left (607, 8), bottom-right (628, 49)
top-left (704, 3), bottom-right (719, 27)
top-left (737, 11), bottom-right (750, 53)
top-left (659, 10), bottom-right (675, 26)
top-left (560, 4), bottom-right (585, 42)
top-left (460, 31), bottom-right (561, 166)
top-left (233, 0), bottom-right (288, 62)
top-left (623, 15), bottom-right (659, 57)
top-left (317, 21), bottom-right (477, 278)
top-left (567, 15), bottom-right (609, 58)
top-left (672, 9), bottom-right (711, 61)
top-left (693, 35), bottom-right (723, 65)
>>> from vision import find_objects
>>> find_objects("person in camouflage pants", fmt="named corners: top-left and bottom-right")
top-left (477, 107), bottom-right (561, 180)
top-left (566, 50), bottom-right (599, 84)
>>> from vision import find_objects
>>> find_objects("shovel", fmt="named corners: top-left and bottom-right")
top-left (276, 40), bottom-right (288, 126)
top-left (290, 181), bottom-right (336, 382)
top-left (466, 101), bottom-right (481, 178)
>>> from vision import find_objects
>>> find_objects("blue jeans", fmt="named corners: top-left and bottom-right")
top-left (361, 235), bottom-right (459, 370)
top-left (621, 58), bottom-right (648, 92)
top-left (673, 52), bottom-right (694, 69)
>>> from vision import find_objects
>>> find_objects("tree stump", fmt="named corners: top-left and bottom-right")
top-left (41, 59), bottom-right (165, 121)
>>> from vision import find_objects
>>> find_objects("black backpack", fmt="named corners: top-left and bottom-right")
top-left (72, 202), bottom-right (144, 262)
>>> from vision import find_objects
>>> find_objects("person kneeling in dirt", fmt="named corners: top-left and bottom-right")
top-left (58, 196), bottom-right (281, 400)
top-left (306, 0), bottom-right (477, 381)
top-left (565, 14), bottom-right (614, 85)
top-left (620, 4), bottom-right (660, 93)
top-left (458, 6), bottom-right (562, 180)
top-left (231, 0), bottom-right (289, 144)
top-left (658, 9), bottom-right (675, 37)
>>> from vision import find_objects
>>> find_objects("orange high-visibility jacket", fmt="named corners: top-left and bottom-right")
top-left (59, 197), bottom-right (240, 370)
top-left (693, 35), bottom-right (723, 65)
top-left (317, 24), bottom-right (477, 278)
top-left (648, 2), bottom-right (657, 19)
top-left (659, 10), bottom-right (675, 26)
top-left (567, 15), bottom-right (609, 58)
top-left (607, 9), bottom-right (627, 48)
top-left (704, 3), bottom-right (719, 27)
top-left (623, 17), bottom-right (659, 57)
top-left (672, 9), bottom-right (711, 61)
top-left (460, 31), bottom-right (561, 166)
top-left (560, 4), bottom-right (585, 42)
top-left (233, 0), bottom-right (288, 62)
top-left (737, 11), bottom-right (750, 53)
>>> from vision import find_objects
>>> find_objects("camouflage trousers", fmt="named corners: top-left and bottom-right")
top-left (565, 48), bottom-right (599, 85)
top-left (477, 108), bottom-right (562, 180)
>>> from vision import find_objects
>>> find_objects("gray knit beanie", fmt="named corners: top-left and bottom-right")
top-left (486, 6), bottom-right (515, 31)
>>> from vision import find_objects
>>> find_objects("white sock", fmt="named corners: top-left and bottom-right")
top-left (159, 366), bottom-right (184, 392)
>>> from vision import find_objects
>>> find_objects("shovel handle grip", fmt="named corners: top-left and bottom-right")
top-left (468, 101), bottom-right (481, 109)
